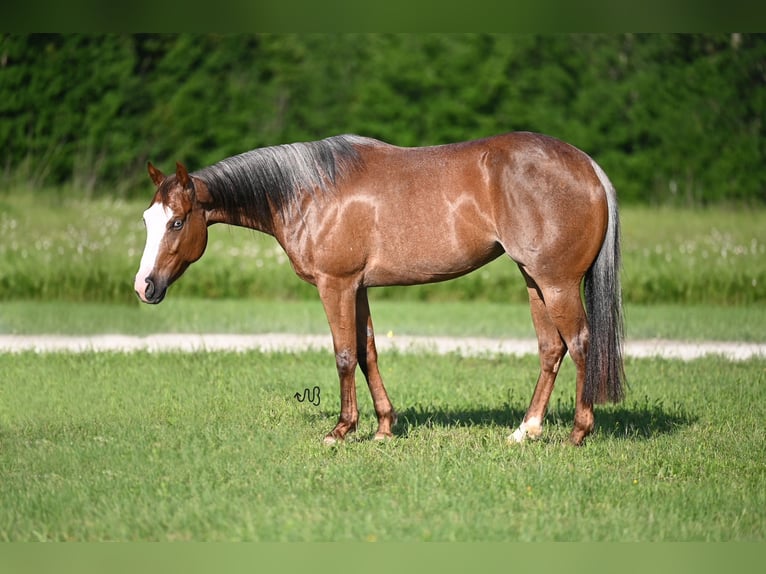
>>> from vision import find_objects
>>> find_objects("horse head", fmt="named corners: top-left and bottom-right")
top-left (134, 162), bottom-right (210, 304)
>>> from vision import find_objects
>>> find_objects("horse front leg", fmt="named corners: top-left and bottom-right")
top-left (356, 288), bottom-right (397, 440)
top-left (319, 279), bottom-right (360, 445)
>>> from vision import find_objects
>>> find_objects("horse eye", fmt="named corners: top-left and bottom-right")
top-left (172, 219), bottom-right (184, 230)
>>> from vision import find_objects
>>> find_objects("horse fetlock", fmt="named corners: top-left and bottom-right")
top-left (377, 407), bottom-right (397, 426)
top-left (374, 412), bottom-right (397, 438)
top-left (508, 417), bottom-right (543, 444)
top-left (569, 418), bottom-right (593, 446)
top-left (328, 414), bottom-right (358, 440)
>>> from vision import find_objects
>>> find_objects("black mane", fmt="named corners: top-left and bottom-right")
top-left (192, 134), bottom-right (372, 226)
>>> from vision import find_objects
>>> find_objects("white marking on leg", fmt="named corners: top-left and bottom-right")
top-left (508, 416), bottom-right (543, 444)
top-left (525, 416), bottom-right (542, 439)
top-left (509, 423), bottom-right (528, 443)
top-left (134, 203), bottom-right (173, 299)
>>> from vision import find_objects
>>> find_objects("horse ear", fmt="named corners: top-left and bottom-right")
top-left (176, 162), bottom-right (192, 190)
top-left (147, 162), bottom-right (165, 186)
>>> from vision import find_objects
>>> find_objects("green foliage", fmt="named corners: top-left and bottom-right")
top-left (1, 34), bottom-right (764, 204)
top-left (0, 351), bottom-right (764, 541)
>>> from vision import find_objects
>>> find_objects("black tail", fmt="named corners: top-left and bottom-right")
top-left (584, 159), bottom-right (626, 404)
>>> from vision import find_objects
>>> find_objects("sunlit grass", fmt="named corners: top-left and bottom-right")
top-left (621, 207), bottom-right (766, 305)
top-left (0, 351), bottom-right (763, 541)
top-left (1, 299), bottom-right (765, 342)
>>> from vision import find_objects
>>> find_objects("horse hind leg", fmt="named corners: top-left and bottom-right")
top-left (356, 288), bottom-right (397, 440)
top-left (537, 281), bottom-right (594, 445)
top-left (509, 271), bottom-right (567, 443)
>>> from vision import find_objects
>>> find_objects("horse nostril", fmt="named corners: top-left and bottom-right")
top-left (145, 278), bottom-right (155, 299)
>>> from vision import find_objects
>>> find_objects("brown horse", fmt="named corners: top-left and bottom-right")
top-left (134, 132), bottom-right (625, 445)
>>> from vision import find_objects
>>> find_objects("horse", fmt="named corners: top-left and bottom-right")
top-left (134, 132), bottom-right (625, 446)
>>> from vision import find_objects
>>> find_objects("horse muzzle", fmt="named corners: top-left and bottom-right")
top-left (136, 276), bottom-right (167, 304)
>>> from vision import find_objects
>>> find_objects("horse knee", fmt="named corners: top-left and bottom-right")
top-left (566, 330), bottom-right (589, 367)
top-left (335, 349), bottom-right (357, 377)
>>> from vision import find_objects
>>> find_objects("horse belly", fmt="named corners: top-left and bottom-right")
top-left (364, 228), bottom-right (504, 287)
top-left (360, 178), bottom-right (504, 286)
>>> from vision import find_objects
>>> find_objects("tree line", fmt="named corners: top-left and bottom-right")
top-left (1, 33), bottom-right (764, 204)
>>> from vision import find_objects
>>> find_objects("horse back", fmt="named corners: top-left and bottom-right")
top-left (277, 132), bottom-right (608, 287)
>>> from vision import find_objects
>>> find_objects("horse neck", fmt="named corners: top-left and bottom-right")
top-left (196, 177), bottom-right (277, 236)
top-left (205, 203), bottom-right (277, 236)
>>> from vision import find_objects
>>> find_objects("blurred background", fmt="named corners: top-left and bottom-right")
top-left (2, 33), bottom-right (763, 204)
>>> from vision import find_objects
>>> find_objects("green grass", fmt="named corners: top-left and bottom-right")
top-left (1, 191), bottom-right (764, 542)
top-left (1, 299), bottom-right (765, 342)
top-left (1, 193), bottom-right (765, 305)
top-left (620, 206), bottom-right (766, 305)
top-left (0, 351), bottom-right (764, 541)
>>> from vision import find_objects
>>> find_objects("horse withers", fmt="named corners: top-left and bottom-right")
top-left (134, 132), bottom-right (625, 446)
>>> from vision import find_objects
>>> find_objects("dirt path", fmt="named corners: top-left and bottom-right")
top-left (1, 333), bottom-right (764, 361)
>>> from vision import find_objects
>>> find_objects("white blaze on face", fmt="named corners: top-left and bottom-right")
top-left (134, 202), bottom-right (173, 300)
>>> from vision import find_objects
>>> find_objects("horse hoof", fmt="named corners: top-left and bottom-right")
top-left (507, 429), bottom-right (526, 444)
top-left (373, 432), bottom-right (393, 441)
top-left (322, 434), bottom-right (340, 446)
top-left (569, 433), bottom-right (586, 447)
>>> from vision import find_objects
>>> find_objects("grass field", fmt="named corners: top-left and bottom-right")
top-left (1, 350), bottom-right (764, 541)
top-left (1, 192), bottom-right (764, 542)
top-left (1, 298), bottom-right (766, 342)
